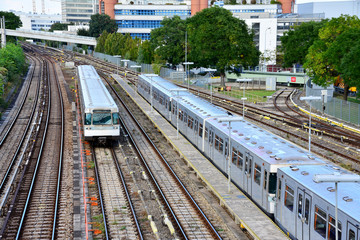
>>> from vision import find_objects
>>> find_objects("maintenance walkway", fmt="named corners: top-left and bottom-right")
top-left (112, 74), bottom-right (289, 240)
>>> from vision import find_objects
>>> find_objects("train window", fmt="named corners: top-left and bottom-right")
top-left (264, 170), bottom-right (268, 190)
top-left (314, 206), bottom-right (327, 238)
top-left (184, 113), bottom-right (187, 122)
top-left (188, 116), bottom-right (193, 129)
top-left (219, 137), bottom-right (224, 152)
top-left (93, 111), bottom-right (112, 125)
top-left (85, 113), bottom-right (91, 125)
top-left (304, 198), bottom-right (310, 224)
top-left (215, 135), bottom-right (219, 149)
top-left (298, 194), bottom-right (303, 216)
top-left (328, 215), bottom-right (341, 240)
top-left (254, 164), bottom-right (261, 185)
top-left (225, 142), bottom-right (228, 156)
top-left (348, 229), bottom-right (355, 240)
top-left (199, 123), bottom-right (203, 138)
top-left (284, 184), bottom-right (294, 211)
top-left (269, 173), bottom-right (277, 194)
top-left (179, 109), bottom-right (183, 121)
top-left (112, 113), bottom-right (120, 124)
top-left (205, 127), bottom-right (208, 139)
top-left (277, 178), bottom-right (282, 200)
top-left (195, 120), bottom-right (198, 133)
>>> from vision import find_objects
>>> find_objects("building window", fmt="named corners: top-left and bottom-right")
top-left (284, 184), bottom-right (294, 211)
top-left (314, 206), bottom-right (327, 238)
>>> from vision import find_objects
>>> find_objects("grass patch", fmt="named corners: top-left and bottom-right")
top-left (219, 89), bottom-right (277, 102)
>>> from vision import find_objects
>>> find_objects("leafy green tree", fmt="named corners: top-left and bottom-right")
top-left (304, 15), bottom-right (360, 100)
top-left (150, 16), bottom-right (186, 66)
top-left (340, 41), bottom-right (360, 98)
top-left (137, 40), bottom-right (153, 64)
top-left (95, 30), bottom-right (109, 53)
top-left (77, 28), bottom-right (90, 36)
top-left (89, 14), bottom-right (117, 38)
top-left (49, 22), bottom-right (70, 32)
top-left (187, 6), bottom-right (260, 86)
top-left (280, 20), bottom-right (327, 67)
top-left (0, 43), bottom-right (26, 82)
top-left (0, 11), bottom-right (22, 29)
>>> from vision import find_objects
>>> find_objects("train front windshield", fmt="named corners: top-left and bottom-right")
top-left (93, 111), bottom-right (112, 125)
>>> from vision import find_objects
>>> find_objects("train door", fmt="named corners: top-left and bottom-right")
top-left (209, 127), bottom-right (214, 160)
top-left (347, 222), bottom-right (359, 240)
top-left (296, 188), bottom-right (311, 240)
top-left (244, 152), bottom-right (253, 196)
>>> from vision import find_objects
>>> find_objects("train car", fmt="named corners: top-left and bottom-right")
top-left (276, 164), bottom-right (360, 240)
top-left (137, 74), bottom-right (325, 214)
top-left (77, 65), bottom-right (120, 143)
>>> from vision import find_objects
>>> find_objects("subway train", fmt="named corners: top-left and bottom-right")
top-left (77, 65), bottom-right (120, 143)
top-left (137, 74), bottom-right (360, 240)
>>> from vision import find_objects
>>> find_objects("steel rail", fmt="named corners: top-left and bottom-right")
top-left (110, 147), bottom-right (143, 240)
top-left (0, 56), bottom-right (41, 193)
top-left (15, 60), bottom-right (52, 239)
top-left (91, 145), bottom-right (110, 240)
top-left (0, 53), bottom-right (35, 146)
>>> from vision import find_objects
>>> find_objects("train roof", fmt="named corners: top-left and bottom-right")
top-left (139, 74), bottom-right (229, 117)
top-left (140, 74), bottom-right (324, 170)
top-left (279, 165), bottom-right (360, 221)
top-left (207, 116), bottom-right (325, 171)
top-left (78, 65), bottom-right (118, 111)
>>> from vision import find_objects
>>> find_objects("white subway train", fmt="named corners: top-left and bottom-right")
top-left (137, 74), bottom-right (360, 240)
top-left (77, 65), bottom-right (120, 143)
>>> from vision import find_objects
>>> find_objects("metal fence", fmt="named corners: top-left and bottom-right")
top-left (93, 52), bottom-right (154, 73)
top-left (306, 81), bottom-right (360, 126)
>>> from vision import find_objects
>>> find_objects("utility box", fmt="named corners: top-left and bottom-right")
top-left (266, 77), bottom-right (276, 90)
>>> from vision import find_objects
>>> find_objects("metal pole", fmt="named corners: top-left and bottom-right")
top-left (335, 182), bottom-right (338, 240)
top-left (228, 122), bottom-right (232, 193)
top-left (243, 99), bottom-right (245, 118)
top-left (309, 101), bottom-right (312, 153)
top-left (210, 81), bottom-right (213, 104)
top-left (117, 58), bottom-right (119, 75)
top-left (176, 91), bottom-right (179, 139)
top-left (150, 77), bottom-right (153, 112)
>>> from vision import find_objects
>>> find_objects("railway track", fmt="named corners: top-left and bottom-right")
top-left (0, 50), bottom-right (64, 239)
top-left (92, 145), bottom-right (141, 240)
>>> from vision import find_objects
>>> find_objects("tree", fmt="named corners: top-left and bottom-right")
top-left (340, 41), bottom-right (360, 98)
top-left (89, 14), bottom-right (117, 38)
top-left (280, 20), bottom-right (327, 67)
top-left (49, 22), bottom-right (70, 32)
top-left (187, 6), bottom-right (260, 86)
top-left (137, 40), bottom-right (153, 64)
top-left (0, 11), bottom-right (22, 30)
top-left (77, 28), bottom-right (90, 36)
top-left (304, 15), bottom-right (360, 100)
top-left (95, 30), bottom-right (109, 53)
top-left (150, 16), bottom-right (186, 66)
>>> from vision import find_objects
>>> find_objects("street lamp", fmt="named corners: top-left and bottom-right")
top-left (130, 65), bottom-right (141, 73)
top-left (313, 173), bottom-right (360, 240)
top-left (300, 96), bottom-right (321, 153)
top-left (217, 117), bottom-right (243, 193)
top-left (146, 74), bottom-right (158, 113)
top-left (170, 88), bottom-right (187, 139)
top-left (183, 62), bottom-right (194, 90)
top-left (236, 79), bottom-right (252, 118)
top-left (264, 27), bottom-right (271, 72)
top-left (113, 55), bottom-right (121, 75)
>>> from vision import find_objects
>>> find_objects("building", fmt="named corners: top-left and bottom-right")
top-left (295, 0), bottom-right (360, 19)
top-left (114, 0), bottom-right (191, 40)
top-left (99, 0), bottom-right (118, 19)
top-left (11, 11), bottom-right (62, 31)
top-left (62, 0), bottom-right (98, 23)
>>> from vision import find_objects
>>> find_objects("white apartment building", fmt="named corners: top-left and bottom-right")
top-left (62, 0), bottom-right (98, 23)
top-left (11, 11), bottom-right (62, 31)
